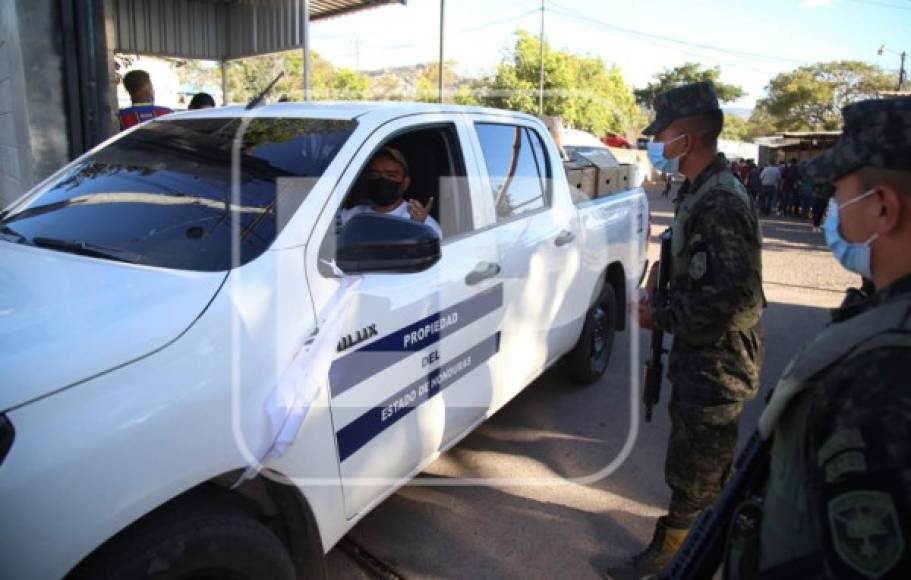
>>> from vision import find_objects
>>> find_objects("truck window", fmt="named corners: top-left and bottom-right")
top-left (336, 124), bottom-right (472, 239)
top-left (0, 117), bottom-right (356, 271)
top-left (564, 145), bottom-right (619, 167)
top-left (474, 123), bottom-right (551, 222)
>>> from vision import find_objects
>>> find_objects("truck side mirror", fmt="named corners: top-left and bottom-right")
top-left (335, 213), bottom-right (441, 274)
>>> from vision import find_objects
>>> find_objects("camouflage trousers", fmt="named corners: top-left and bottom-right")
top-left (664, 396), bottom-right (745, 529)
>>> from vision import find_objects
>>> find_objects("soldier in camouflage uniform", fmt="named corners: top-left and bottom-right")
top-left (723, 97), bottom-right (911, 579)
top-left (607, 81), bottom-right (766, 579)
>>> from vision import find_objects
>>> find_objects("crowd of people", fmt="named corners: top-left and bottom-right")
top-left (727, 156), bottom-right (831, 230)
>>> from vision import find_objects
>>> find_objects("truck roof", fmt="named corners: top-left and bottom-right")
top-left (165, 101), bottom-right (542, 124)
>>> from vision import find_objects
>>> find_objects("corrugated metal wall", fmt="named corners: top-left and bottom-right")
top-left (110, 0), bottom-right (229, 60)
top-left (226, 0), bottom-right (303, 60)
top-left (109, 0), bottom-right (403, 60)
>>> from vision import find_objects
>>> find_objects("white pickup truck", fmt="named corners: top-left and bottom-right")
top-left (0, 102), bottom-right (648, 579)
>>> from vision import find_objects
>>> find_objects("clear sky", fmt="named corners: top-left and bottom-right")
top-left (309, 0), bottom-right (911, 108)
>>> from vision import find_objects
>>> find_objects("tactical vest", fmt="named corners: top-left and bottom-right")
top-left (735, 292), bottom-right (911, 577)
top-left (671, 169), bottom-right (764, 340)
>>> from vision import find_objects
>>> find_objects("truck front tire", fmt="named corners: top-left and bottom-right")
top-left (562, 283), bottom-right (617, 384)
top-left (70, 496), bottom-right (296, 580)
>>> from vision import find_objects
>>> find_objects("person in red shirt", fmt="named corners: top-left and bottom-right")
top-left (739, 159), bottom-right (752, 184)
top-left (118, 70), bottom-right (172, 131)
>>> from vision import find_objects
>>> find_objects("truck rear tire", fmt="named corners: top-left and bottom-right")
top-left (562, 283), bottom-right (617, 385)
top-left (71, 495), bottom-right (296, 580)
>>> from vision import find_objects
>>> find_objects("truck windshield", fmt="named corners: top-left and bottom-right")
top-left (0, 117), bottom-right (356, 271)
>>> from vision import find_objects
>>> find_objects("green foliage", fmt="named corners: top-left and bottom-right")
top-left (415, 61), bottom-right (459, 103)
top-left (452, 83), bottom-right (482, 106)
top-left (187, 51), bottom-right (472, 104)
top-left (215, 50), bottom-right (371, 103)
top-left (719, 114), bottom-right (774, 142)
top-left (479, 30), bottom-right (642, 138)
top-left (173, 31), bottom-right (650, 140)
top-left (752, 61), bottom-right (894, 131)
top-left (330, 67), bottom-right (371, 100)
top-left (635, 62), bottom-right (745, 106)
top-left (720, 115), bottom-right (750, 141)
top-left (742, 107), bottom-right (778, 138)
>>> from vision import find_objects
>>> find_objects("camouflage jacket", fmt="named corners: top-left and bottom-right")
top-left (751, 274), bottom-right (911, 579)
top-left (653, 159), bottom-right (765, 402)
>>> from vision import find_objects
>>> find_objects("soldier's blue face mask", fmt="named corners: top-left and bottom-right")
top-left (647, 134), bottom-right (687, 175)
top-left (823, 188), bottom-right (880, 279)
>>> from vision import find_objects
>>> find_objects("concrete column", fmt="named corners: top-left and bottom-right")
top-left (221, 60), bottom-right (229, 105)
top-left (302, 0), bottom-right (310, 101)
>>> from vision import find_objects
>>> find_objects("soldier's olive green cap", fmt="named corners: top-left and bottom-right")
top-left (642, 80), bottom-right (721, 136)
top-left (802, 96), bottom-right (911, 184)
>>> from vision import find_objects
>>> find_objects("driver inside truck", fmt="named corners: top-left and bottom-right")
top-left (341, 147), bottom-right (443, 238)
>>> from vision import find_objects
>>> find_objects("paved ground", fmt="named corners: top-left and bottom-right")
top-left (327, 185), bottom-right (855, 579)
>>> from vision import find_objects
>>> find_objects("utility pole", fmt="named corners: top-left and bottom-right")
top-left (899, 51), bottom-right (907, 91)
top-left (878, 44), bottom-right (907, 92)
top-left (538, 0), bottom-right (545, 115)
top-left (439, 0), bottom-right (445, 103)
top-left (221, 60), bottom-right (229, 106)
top-left (302, 0), bottom-right (311, 101)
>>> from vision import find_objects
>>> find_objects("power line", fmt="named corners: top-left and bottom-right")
top-left (458, 7), bottom-right (539, 34)
top-left (351, 7), bottom-right (539, 54)
top-left (312, 0), bottom-right (539, 41)
top-left (545, 0), bottom-right (808, 67)
top-left (845, 0), bottom-right (911, 10)
top-left (355, 3), bottom-right (782, 77)
top-left (543, 6), bottom-right (780, 76)
top-left (546, 0), bottom-right (805, 65)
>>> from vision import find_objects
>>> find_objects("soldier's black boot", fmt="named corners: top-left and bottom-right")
top-left (603, 517), bottom-right (689, 580)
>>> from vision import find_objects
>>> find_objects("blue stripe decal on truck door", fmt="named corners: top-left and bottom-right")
top-left (335, 333), bottom-right (500, 462)
top-left (328, 283), bottom-right (503, 398)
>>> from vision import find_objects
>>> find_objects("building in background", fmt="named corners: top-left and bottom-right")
top-left (755, 131), bottom-right (841, 165)
top-left (718, 139), bottom-right (759, 162)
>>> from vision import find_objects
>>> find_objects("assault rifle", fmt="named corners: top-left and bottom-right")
top-left (660, 431), bottom-right (771, 579)
top-left (643, 228), bottom-right (672, 422)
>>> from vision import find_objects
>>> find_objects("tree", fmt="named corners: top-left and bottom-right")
top-left (720, 115), bottom-right (750, 141)
top-left (412, 61), bottom-right (456, 102)
top-left (742, 107), bottom-right (777, 139)
top-left (752, 61), bottom-right (893, 131)
top-left (219, 50), bottom-right (370, 103)
top-left (452, 82), bottom-right (482, 106)
top-left (715, 111), bottom-right (784, 142)
top-left (635, 62), bottom-right (745, 106)
top-left (330, 67), bottom-right (371, 100)
top-left (479, 30), bottom-right (642, 138)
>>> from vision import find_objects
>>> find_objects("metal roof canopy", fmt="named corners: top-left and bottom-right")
top-left (109, 0), bottom-right (405, 60)
top-left (778, 131), bottom-right (841, 138)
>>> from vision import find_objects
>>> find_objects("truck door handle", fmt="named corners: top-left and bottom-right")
top-left (555, 230), bottom-right (576, 247)
top-left (465, 262), bottom-right (500, 285)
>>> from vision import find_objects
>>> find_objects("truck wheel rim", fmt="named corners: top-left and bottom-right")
top-left (592, 305), bottom-right (609, 358)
